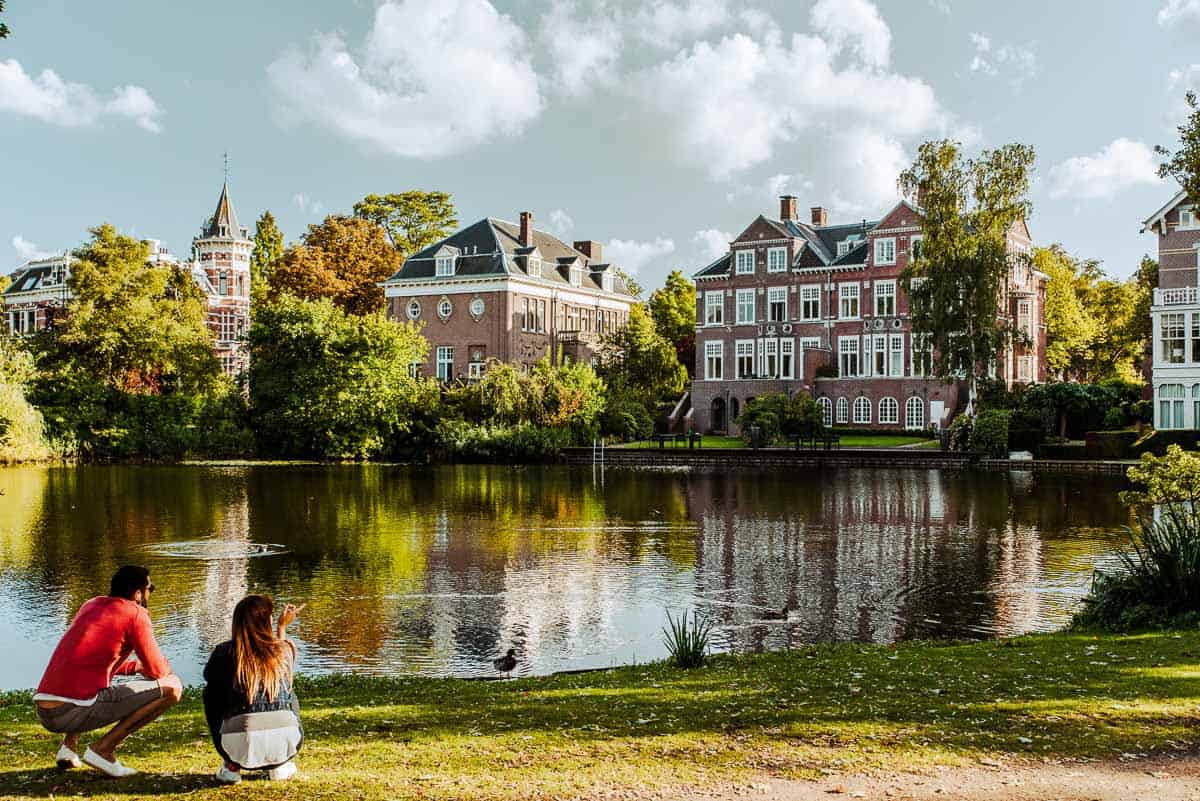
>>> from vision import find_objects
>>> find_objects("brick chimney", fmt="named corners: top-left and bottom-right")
top-left (519, 211), bottom-right (533, 246)
top-left (573, 240), bottom-right (602, 262)
top-left (780, 195), bottom-right (798, 221)
top-left (810, 206), bottom-right (827, 227)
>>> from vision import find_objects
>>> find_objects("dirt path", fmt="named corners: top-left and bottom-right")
top-left (674, 754), bottom-right (1200, 801)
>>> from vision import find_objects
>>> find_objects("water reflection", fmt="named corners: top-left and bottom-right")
top-left (0, 464), bottom-right (1130, 689)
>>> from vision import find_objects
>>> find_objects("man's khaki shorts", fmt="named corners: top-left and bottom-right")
top-left (35, 679), bottom-right (163, 734)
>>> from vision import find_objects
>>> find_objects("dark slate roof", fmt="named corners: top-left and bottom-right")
top-left (200, 182), bottom-right (246, 240)
top-left (695, 253), bottom-right (731, 278)
top-left (694, 216), bottom-right (877, 277)
top-left (385, 218), bottom-right (635, 297)
top-left (3, 264), bottom-right (61, 295)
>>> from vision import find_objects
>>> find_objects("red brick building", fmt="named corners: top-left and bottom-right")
top-left (691, 195), bottom-right (1046, 434)
top-left (381, 212), bottom-right (636, 380)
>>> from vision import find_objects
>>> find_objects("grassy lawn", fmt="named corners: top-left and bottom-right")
top-left (620, 433), bottom-right (933, 449)
top-left (1, 630), bottom-right (1197, 799)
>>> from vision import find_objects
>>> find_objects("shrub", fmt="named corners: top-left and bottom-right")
top-left (1039, 442), bottom-right (1086, 459)
top-left (738, 392), bottom-right (823, 445)
top-left (1085, 430), bottom-right (1140, 459)
top-left (1132, 430), bottom-right (1200, 456)
top-left (661, 610), bottom-right (713, 669)
top-left (969, 408), bottom-right (1010, 458)
top-left (600, 387), bottom-right (654, 441)
top-left (947, 414), bottom-right (973, 452)
top-left (0, 382), bottom-right (52, 464)
top-left (436, 420), bottom-right (569, 463)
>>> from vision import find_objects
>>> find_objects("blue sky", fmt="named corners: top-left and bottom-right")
top-left (1, 0), bottom-right (1197, 291)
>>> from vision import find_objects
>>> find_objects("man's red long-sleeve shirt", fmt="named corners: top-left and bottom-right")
top-left (35, 596), bottom-right (171, 702)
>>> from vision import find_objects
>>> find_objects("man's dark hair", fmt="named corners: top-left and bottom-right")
top-left (110, 565), bottom-right (151, 599)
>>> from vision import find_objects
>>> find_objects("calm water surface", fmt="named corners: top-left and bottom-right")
top-left (0, 463), bottom-right (1132, 689)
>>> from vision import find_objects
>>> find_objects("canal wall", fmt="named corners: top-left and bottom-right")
top-left (561, 447), bottom-right (1134, 476)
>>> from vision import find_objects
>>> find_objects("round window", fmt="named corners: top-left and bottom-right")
top-left (406, 300), bottom-right (421, 320)
top-left (438, 299), bottom-right (453, 319)
top-left (470, 298), bottom-right (485, 316)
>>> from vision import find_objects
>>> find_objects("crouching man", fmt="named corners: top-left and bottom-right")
top-left (33, 565), bottom-right (183, 778)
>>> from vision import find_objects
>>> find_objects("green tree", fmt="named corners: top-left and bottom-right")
top-left (648, 270), bottom-right (697, 375)
top-left (615, 268), bottom-right (643, 299)
top-left (899, 139), bottom-right (1036, 408)
top-left (1039, 246), bottom-right (1097, 380)
top-left (248, 295), bottom-right (433, 458)
top-left (0, 1), bottom-right (9, 39)
top-left (250, 210), bottom-right (284, 293)
top-left (353, 191), bottom-right (458, 257)
top-left (599, 304), bottom-right (686, 404)
top-left (1157, 92), bottom-right (1200, 204)
top-left (268, 215), bottom-right (400, 316)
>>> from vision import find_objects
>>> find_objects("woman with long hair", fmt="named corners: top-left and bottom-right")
top-left (203, 595), bottom-right (304, 784)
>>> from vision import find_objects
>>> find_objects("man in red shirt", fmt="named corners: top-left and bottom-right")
top-left (34, 565), bottom-right (183, 778)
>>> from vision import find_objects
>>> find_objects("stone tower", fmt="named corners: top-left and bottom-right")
top-left (193, 181), bottom-right (252, 375)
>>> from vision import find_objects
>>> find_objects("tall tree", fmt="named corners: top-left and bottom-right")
top-left (599, 304), bottom-right (687, 403)
top-left (647, 270), bottom-right (697, 376)
top-left (0, 1), bottom-right (9, 39)
top-left (899, 139), bottom-right (1036, 408)
top-left (268, 215), bottom-right (400, 316)
top-left (249, 210), bottom-right (284, 290)
top-left (352, 191), bottom-right (457, 257)
top-left (1157, 92), bottom-right (1200, 204)
top-left (1039, 246), bottom-right (1097, 380)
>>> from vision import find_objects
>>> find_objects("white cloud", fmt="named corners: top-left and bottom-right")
top-left (929, 0), bottom-right (952, 14)
top-left (1169, 64), bottom-right (1200, 120)
top-left (540, 2), bottom-right (623, 97)
top-left (268, 0), bottom-right (542, 159)
top-left (546, 208), bottom-right (575, 237)
top-left (607, 237), bottom-right (676, 273)
top-left (12, 235), bottom-right (53, 262)
top-left (810, 0), bottom-right (891, 68)
top-left (968, 33), bottom-right (1036, 88)
top-left (764, 173), bottom-right (812, 197)
top-left (829, 128), bottom-right (908, 216)
top-left (628, 26), bottom-right (947, 177)
top-left (1047, 138), bottom-right (1162, 200)
top-left (292, 193), bottom-right (324, 217)
top-left (0, 59), bottom-right (163, 132)
top-left (634, 0), bottom-right (732, 49)
top-left (1158, 0), bottom-right (1200, 25)
top-left (692, 229), bottom-right (731, 261)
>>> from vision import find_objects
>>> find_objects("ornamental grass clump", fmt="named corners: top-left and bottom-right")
top-left (662, 610), bottom-right (714, 669)
top-left (1073, 445), bottom-right (1200, 630)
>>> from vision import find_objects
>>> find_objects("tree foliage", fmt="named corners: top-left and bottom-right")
top-left (648, 270), bottom-right (697, 374)
top-left (0, 0), bottom-right (9, 39)
top-left (248, 295), bottom-right (433, 458)
top-left (736, 392), bottom-right (823, 444)
top-left (1157, 92), bottom-right (1200, 205)
top-left (899, 140), bottom-right (1036, 403)
top-left (268, 215), bottom-right (400, 316)
top-left (352, 191), bottom-right (458, 257)
top-left (599, 304), bottom-right (686, 404)
top-left (250, 210), bottom-right (284, 292)
top-left (1040, 246), bottom-right (1097, 379)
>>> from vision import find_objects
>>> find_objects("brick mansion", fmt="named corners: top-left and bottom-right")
top-left (691, 196), bottom-right (1047, 434)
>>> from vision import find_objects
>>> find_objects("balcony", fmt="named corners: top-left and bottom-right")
top-left (1155, 287), bottom-right (1199, 306)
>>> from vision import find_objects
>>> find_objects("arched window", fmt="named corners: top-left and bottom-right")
top-left (905, 396), bottom-right (925, 430)
top-left (731, 397), bottom-right (741, 421)
top-left (1160, 384), bottom-right (1186, 429)
top-left (817, 397), bottom-right (833, 427)
top-left (836, 396), bottom-right (849, 424)
top-left (853, 396), bottom-right (871, 424)
top-left (878, 397), bottom-right (899, 424)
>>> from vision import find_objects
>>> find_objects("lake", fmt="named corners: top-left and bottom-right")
top-left (0, 463), bottom-right (1131, 689)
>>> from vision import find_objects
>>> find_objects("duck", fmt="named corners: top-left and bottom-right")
top-left (493, 648), bottom-right (518, 677)
top-left (759, 605), bottom-right (790, 621)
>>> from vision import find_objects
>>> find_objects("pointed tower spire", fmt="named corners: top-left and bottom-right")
top-left (202, 180), bottom-right (243, 240)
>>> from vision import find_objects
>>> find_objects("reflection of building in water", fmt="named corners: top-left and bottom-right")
top-left (988, 520), bottom-right (1045, 635)
top-left (187, 482), bottom-right (251, 651)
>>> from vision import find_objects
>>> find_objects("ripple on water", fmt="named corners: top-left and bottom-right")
top-left (139, 540), bottom-right (288, 560)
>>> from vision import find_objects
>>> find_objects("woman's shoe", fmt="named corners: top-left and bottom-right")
top-left (215, 764), bottom-right (242, 784)
top-left (268, 761), bottom-right (297, 781)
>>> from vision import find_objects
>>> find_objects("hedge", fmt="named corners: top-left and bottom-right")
top-left (1039, 442), bottom-right (1087, 459)
top-left (1084, 430), bottom-right (1141, 459)
top-left (1132, 430), bottom-right (1200, 456)
top-left (969, 409), bottom-right (1010, 458)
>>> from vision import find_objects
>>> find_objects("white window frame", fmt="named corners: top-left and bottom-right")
top-left (570, 265), bottom-right (584, 287)
top-left (800, 285), bottom-right (821, 321)
top-left (763, 338), bottom-right (779, 378)
top-left (436, 346), bottom-right (454, 381)
top-left (735, 339), bottom-right (755, 379)
top-left (438, 298), bottom-right (453, 319)
top-left (1017, 299), bottom-right (1031, 335)
top-left (780, 338), bottom-right (795, 379)
top-left (1180, 205), bottom-right (1198, 230)
top-left (1159, 383), bottom-right (1186, 430)
top-left (468, 361), bottom-right (486, 380)
top-left (735, 249), bottom-right (755, 275)
top-left (838, 336), bottom-right (860, 377)
top-left (704, 340), bottom-right (724, 381)
top-left (435, 255), bottom-right (455, 277)
top-left (704, 291), bottom-right (724, 326)
top-left (836, 241), bottom-right (850, 257)
top-left (836, 396), bottom-right (849, 424)
top-left (735, 288), bottom-right (755, 325)
top-left (853, 396), bottom-right (871, 424)
top-left (889, 334), bottom-right (904, 377)
top-left (767, 286), bottom-right (787, 322)
top-left (912, 333), bottom-right (932, 377)
top-left (905, 397), bottom-right (925, 430)
top-left (874, 237), bottom-right (896, 266)
top-left (874, 280), bottom-right (896, 317)
top-left (839, 283), bottom-right (859, 319)
top-left (818, 397), bottom-right (833, 427)
top-left (1018, 355), bottom-right (1033, 382)
top-left (1162, 312), bottom-right (1186, 365)
top-left (878, 397), bottom-right (899, 425)
top-left (909, 235), bottom-right (923, 260)
top-left (766, 247), bottom-right (788, 273)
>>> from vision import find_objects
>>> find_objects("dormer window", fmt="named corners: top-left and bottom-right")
top-left (528, 255), bottom-right (541, 274)
top-left (435, 255), bottom-right (455, 277)
top-left (601, 273), bottom-right (614, 292)
top-left (1182, 206), bottom-right (1198, 230)
top-left (837, 241), bottom-right (850, 257)
top-left (570, 265), bottom-right (584, 287)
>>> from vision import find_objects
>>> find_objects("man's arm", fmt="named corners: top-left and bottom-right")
top-left (129, 609), bottom-right (171, 680)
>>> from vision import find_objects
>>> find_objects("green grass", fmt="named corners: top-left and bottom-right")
top-left (1, 631), bottom-right (1197, 799)
top-left (620, 433), bottom-right (932, 449)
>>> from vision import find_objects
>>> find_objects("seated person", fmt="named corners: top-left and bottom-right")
top-left (203, 595), bottom-right (304, 784)
top-left (34, 565), bottom-right (183, 778)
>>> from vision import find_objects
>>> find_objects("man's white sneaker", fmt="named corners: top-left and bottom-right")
top-left (55, 745), bottom-right (82, 770)
top-left (268, 761), bottom-right (297, 781)
top-left (215, 764), bottom-right (242, 784)
top-left (82, 747), bottom-right (138, 778)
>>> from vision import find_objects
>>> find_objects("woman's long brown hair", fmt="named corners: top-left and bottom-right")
top-left (232, 595), bottom-right (291, 703)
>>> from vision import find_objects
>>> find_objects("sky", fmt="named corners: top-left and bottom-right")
top-left (1, 0), bottom-right (1197, 293)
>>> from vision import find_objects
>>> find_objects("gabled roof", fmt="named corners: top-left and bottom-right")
top-left (3, 261), bottom-right (70, 296)
top-left (200, 181), bottom-right (246, 240)
top-left (384, 217), bottom-right (635, 297)
top-left (1142, 188), bottom-right (1190, 233)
